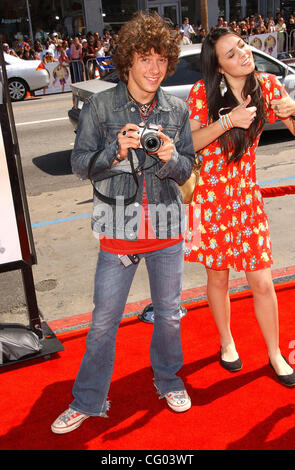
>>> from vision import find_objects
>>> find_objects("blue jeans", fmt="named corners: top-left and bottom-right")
top-left (70, 240), bottom-right (185, 416)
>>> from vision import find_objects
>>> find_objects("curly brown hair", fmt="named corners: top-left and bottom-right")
top-left (113, 11), bottom-right (180, 83)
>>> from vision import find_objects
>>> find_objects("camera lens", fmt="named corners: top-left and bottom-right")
top-left (141, 133), bottom-right (161, 154)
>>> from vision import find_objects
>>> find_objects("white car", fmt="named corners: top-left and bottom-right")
top-left (68, 44), bottom-right (295, 132)
top-left (4, 53), bottom-right (50, 102)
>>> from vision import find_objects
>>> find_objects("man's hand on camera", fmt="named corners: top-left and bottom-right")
top-left (155, 130), bottom-right (174, 163)
top-left (117, 124), bottom-right (140, 159)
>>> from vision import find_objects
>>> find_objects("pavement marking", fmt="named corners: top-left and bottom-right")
top-left (259, 175), bottom-right (295, 186)
top-left (32, 213), bottom-right (92, 228)
top-left (15, 117), bottom-right (68, 126)
top-left (30, 176), bottom-right (295, 229)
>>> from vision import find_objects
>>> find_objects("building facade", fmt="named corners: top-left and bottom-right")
top-left (1, 0), bottom-right (294, 43)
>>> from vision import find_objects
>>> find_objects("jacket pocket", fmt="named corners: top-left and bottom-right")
top-left (101, 123), bottom-right (122, 143)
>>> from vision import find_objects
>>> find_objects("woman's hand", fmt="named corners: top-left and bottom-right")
top-left (229, 95), bottom-right (257, 129)
top-left (271, 85), bottom-right (295, 118)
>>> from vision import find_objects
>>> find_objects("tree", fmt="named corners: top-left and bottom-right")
top-left (200, 0), bottom-right (209, 34)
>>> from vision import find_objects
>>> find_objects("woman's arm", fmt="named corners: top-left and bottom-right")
top-left (190, 96), bottom-right (257, 151)
top-left (190, 118), bottom-right (224, 151)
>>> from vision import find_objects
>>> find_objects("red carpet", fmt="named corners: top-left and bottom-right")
top-left (1, 281), bottom-right (295, 450)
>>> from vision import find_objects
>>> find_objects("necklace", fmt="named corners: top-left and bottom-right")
top-left (127, 89), bottom-right (157, 119)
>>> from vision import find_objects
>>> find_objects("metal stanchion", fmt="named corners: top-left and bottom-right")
top-left (69, 59), bottom-right (85, 83)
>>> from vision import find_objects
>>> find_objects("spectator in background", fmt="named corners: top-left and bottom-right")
top-left (113, 33), bottom-right (119, 47)
top-left (256, 22), bottom-right (267, 34)
top-left (2, 42), bottom-right (18, 56)
top-left (244, 17), bottom-right (250, 31)
top-left (172, 24), bottom-right (180, 37)
top-left (286, 15), bottom-right (295, 49)
top-left (43, 39), bottom-right (55, 59)
top-left (217, 16), bottom-right (224, 28)
top-left (34, 40), bottom-right (43, 60)
top-left (81, 37), bottom-right (95, 79)
top-left (51, 32), bottom-right (59, 59)
top-left (70, 35), bottom-right (82, 60)
top-left (62, 40), bottom-right (70, 60)
top-left (239, 21), bottom-right (248, 37)
top-left (55, 43), bottom-right (63, 61)
top-left (267, 18), bottom-right (276, 33)
top-left (2, 43), bottom-right (9, 54)
top-left (286, 15), bottom-right (295, 34)
top-left (254, 13), bottom-right (263, 27)
top-left (44, 51), bottom-right (57, 63)
top-left (196, 28), bottom-right (206, 43)
top-left (276, 16), bottom-right (287, 52)
top-left (178, 30), bottom-right (191, 45)
top-left (181, 17), bottom-right (196, 42)
top-left (16, 43), bottom-right (25, 58)
top-left (104, 30), bottom-right (112, 45)
top-left (275, 12), bottom-right (283, 24)
top-left (22, 43), bottom-right (35, 60)
top-left (94, 32), bottom-right (100, 44)
top-left (95, 39), bottom-right (105, 58)
top-left (81, 38), bottom-right (88, 59)
top-left (248, 18), bottom-right (257, 35)
top-left (235, 24), bottom-right (242, 36)
top-left (107, 38), bottom-right (117, 56)
top-left (70, 35), bottom-right (83, 83)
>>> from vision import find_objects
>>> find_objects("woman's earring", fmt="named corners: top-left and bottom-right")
top-left (219, 74), bottom-right (227, 97)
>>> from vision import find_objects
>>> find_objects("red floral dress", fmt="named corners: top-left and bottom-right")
top-left (184, 73), bottom-right (282, 272)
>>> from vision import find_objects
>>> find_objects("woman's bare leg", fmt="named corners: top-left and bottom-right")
top-left (246, 268), bottom-right (293, 375)
top-left (206, 267), bottom-right (239, 361)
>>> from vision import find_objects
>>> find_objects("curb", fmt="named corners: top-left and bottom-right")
top-left (48, 265), bottom-right (295, 335)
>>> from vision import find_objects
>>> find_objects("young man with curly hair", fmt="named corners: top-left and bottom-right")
top-left (51, 12), bottom-right (195, 434)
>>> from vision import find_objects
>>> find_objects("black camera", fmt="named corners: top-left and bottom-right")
top-left (137, 123), bottom-right (162, 154)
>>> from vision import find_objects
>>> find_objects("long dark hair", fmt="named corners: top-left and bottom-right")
top-left (200, 27), bottom-right (265, 163)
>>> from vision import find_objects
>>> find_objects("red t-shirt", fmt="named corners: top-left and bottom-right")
top-left (100, 179), bottom-right (182, 254)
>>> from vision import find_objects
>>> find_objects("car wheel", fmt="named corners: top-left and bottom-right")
top-left (8, 78), bottom-right (28, 102)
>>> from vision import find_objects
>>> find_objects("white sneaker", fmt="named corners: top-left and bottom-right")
top-left (51, 408), bottom-right (89, 434)
top-left (165, 390), bottom-right (191, 412)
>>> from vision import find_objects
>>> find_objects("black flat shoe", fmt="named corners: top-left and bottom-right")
top-left (219, 347), bottom-right (242, 372)
top-left (269, 356), bottom-right (295, 387)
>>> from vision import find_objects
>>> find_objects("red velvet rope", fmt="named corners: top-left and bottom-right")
top-left (261, 185), bottom-right (295, 198)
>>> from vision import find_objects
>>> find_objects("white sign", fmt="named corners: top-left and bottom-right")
top-left (248, 32), bottom-right (278, 58)
top-left (35, 60), bottom-right (72, 96)
top-left (0, 125), bottom-right (22, 264)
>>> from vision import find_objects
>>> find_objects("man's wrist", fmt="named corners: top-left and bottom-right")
top-left (114, 152), bottom-right (125, 163)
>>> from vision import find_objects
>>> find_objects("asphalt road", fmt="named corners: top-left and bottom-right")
top-left (1, 92), bottom-right (295, 328)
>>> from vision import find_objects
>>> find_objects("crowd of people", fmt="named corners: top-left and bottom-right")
top-left (2, 29), bottom-right (119, 82)
top-left (176, 11), bottom-right (295, 53)
top-left (2, 29), bottom-right (118, 62)
top-left (3, 9), bottom-right (295, 84)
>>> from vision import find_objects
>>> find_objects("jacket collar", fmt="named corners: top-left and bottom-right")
top-left (112, 80), bottom-right (173, 113)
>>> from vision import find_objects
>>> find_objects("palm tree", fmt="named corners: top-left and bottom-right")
top-left (200, 0), bottom-right (209, 34)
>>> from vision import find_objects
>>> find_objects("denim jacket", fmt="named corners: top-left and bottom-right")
top-left (71, 81), bottom-right (195, 240)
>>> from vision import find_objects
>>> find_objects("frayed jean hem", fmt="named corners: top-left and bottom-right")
top-left (70, 399), bottom-right (110, 418)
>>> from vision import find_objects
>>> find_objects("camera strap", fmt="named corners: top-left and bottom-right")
top-left (88, 148), bottom-right (157, 206)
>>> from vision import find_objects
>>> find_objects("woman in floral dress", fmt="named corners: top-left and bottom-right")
top-left (185, 27), bottom-right (295, 385)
